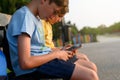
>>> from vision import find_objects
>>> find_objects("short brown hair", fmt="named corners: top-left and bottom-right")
top-left (49, 0), bottom-right (69, 7)
top-left (58, 6), bottom-right (69, 17)
top-left (49, 0), bottom-right (69, 17)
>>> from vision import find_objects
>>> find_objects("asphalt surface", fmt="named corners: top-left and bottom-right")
top-left (79, 36), bottom-right (120, 80)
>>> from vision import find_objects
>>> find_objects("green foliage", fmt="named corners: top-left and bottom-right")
top-left (108, 22), bottom-right (120, 33)
top-left (0, 0), bottom-right (30, 14)
top-left (80, 27), bottom-right (97, 35)
top-left (52, 21), bottom-right (79, 41)
top-left (70, 24), bottom-right (78, 35)
top-left (96, 24), bottom-right (108, 34)
top-left (52, 22), bottom-right (62, 40)
top-left (80, 21), bottom-right (120, 35)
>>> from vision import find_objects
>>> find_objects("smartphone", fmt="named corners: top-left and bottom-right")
top-left (66, 44), bottom-right (82, 51)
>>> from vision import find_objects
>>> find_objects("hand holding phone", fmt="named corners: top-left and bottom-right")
top-left (66, 44), bottom-right (81, 51)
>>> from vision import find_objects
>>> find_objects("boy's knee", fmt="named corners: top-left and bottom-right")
top-left (83, 69), bottom-right (99, 80)
top-left (71, 65), bottom-right (99, 80)
top-left (86, 70), bottom-right (99, 80)
top-left (77, 53), bottom-right (89, 61)
top-left (90, 62), bottom-right (98, 72)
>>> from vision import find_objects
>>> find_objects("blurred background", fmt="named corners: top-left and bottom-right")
top-left (0, 0), bottom-right (120, 80)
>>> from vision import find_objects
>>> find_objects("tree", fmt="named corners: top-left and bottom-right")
top-left (0, 0), bottom-right (30, 14)
top-left (52, 22), bottom-right (62, 40)
top-left (70, 24), bottom-right (78, 35)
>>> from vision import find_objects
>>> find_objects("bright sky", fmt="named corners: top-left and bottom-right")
top-left (64, 0), bottom-right (120, 30)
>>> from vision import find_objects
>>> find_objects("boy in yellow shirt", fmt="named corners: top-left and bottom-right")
top-left (42, 7), bottom-right (98, 73)
top-left (42, 20), bottom-right (55, 48)
top-left (42, 7), bottom-right (67, 49)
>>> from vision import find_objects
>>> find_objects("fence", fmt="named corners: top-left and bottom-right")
top-left (54, 34), bottom-right (97, 47)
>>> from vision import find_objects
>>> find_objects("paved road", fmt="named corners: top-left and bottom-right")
top-left (79, 36), bottom-right (120, 80)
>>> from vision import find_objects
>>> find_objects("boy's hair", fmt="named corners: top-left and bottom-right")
top-left (53, 6), bottom-right (69, 17)
top-left (60, 6), bottom-right (69, 14)
top-left (49, 0), bottom-right (69, 17)
top-left (49, 0), bottom-right (69, 7)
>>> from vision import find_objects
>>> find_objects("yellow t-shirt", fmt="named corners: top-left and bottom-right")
top-left (42, 20), bottom-right (55, 48)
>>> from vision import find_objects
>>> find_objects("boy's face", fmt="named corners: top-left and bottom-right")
top-left (37, 0), bottom-right (62, 20)
top-left (47, 15), bottom-right (63, 24)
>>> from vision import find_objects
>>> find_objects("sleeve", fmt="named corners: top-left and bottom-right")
top-left (10, 9), bottom-right (35, 38)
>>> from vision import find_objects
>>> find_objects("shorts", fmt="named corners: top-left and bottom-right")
top-left (35, 56), bottom-right (77, 80)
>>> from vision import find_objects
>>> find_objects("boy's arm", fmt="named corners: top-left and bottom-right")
top-left (17, 33), bottom-right (72, 69)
